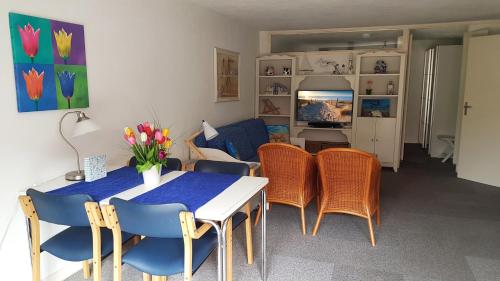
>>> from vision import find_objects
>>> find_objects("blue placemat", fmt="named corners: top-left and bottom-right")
top-left (48, 166), bottom-right (170, 201)
top-left (132, 171), bottom-right (241, 212)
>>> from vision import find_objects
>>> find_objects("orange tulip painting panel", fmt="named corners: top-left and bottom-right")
top-left (9, 12), bottom-right (89, 112)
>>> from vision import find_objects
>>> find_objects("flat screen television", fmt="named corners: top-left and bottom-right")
top-left (296, 90), bottom-right (353, 124)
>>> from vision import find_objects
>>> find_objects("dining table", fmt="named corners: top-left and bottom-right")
top-left (26, 165), bottom-right (269, 281)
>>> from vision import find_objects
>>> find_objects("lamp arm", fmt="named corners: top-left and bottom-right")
top-left (59, 111), bottom-right (82, 172)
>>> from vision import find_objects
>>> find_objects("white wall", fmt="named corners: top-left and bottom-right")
top-left (0, 0), bottom-right (257, 280)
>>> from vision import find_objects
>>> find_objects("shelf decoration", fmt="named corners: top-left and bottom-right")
top-left (214, 47), bottom-right (239, 102)
top-left (261, 99), bottom-right (280, 115)
top-left (361, 99), bottom-right (390, 117)
top-left (299, 55), bottom-right (313, 74)
top-left (374, 60), bottom-right (387, 74)
top-left (366, 80), bottom-right (373, 95)
top-left (387, 80), bottom-right (395, 95)
top-left (265, 65), bottom-right (275, 76)
top-left (267, 125), bottom-right (290, 143)
top-left (9, 12), bottom-right (89, 112)
top-left (265, 82), bottom-right (288, 95)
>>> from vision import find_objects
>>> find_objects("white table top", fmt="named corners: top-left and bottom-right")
top-left (31, 168), bottom-right (268, 222)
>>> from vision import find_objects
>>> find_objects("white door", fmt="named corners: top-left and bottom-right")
top-left (457, 34), bottom-right (500, 187)
top-left (375, 118), bottom-right (397, 164)
top-left (355, 117), bottom-right (376, 153)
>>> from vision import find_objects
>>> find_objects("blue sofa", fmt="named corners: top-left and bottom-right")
top-left (193, 118), bottom-right (269, 162)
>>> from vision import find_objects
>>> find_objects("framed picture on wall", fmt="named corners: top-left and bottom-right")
top-left (9, 12), bottom-right (89, 112)
top-left (214, 47), bottom-right (240, 102)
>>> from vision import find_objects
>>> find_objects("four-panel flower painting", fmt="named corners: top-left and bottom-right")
top-left (9, 13), bottom-right (89, 112)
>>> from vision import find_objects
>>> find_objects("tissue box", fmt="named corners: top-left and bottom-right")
top-left (84, 155), bottom-right (107, 182)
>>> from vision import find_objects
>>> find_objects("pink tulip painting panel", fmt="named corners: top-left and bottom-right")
top-left (9, 13), bottom-right (54, 64)
top-left (9, 12), bottom-right (89, 112)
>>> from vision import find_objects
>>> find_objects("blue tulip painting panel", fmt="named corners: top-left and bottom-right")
top-left (9, 12), bottom-right (89, 112)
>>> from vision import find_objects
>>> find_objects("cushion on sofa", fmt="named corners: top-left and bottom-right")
top-left (207, 126), bottom-right (255, 161)
top-left (194, 134), bottom-right (207, 148)
top-left (236, 119), bottom-right (269, 151)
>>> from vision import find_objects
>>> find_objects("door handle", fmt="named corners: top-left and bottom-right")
top-left (464, 102), bottom-right (472, 115)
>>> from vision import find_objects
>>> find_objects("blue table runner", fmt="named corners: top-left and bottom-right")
top-left (48, 166), bottom-right (170, 201)
top-left (132, 172), bottom-right (241, 212)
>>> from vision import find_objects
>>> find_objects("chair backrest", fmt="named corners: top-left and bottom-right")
top-left (110, 197), bottom-right (187, 238)
top-left (129, 156), bottom-right (182, 171)
top-left (316, 148), bottom-right (381, 214)
top-left (26, 188), bottom-right (93, 226)
top-left (258, 143), bottom-right (315, 203)
top-left (194, 160), bottom-right (250, 176)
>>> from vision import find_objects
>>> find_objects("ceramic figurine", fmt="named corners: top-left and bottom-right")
top-left (387, 80), bottom-right (395, 95)
top-left (374, 60), bottom-right (387, 74)
top-left (265, 66), bottom-right (275, 76)
top-left (282, 67), bottom-right (291, 75)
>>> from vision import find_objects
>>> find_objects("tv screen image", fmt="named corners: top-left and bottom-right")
top-left (297, 90), bottom-right (353, 123)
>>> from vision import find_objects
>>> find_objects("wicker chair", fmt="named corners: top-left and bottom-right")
top-left (255, 143), bottom-right (316, 235)
top-left (312, 148), bottom-right (381, 246)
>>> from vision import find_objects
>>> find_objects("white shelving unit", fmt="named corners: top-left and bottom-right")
top-left (255, 55), bottom-right (296, 126)
top-left (353, 51), bottom-right (406, 171)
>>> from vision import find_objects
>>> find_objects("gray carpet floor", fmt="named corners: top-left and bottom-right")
top-left (67, 145), bottom-right (500, 281)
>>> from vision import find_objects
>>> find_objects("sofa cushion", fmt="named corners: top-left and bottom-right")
top-left (236, 119), bottom-right (269, 151)
top-left (225, 141), bottom-right (241, 160)
top-left (207, 126), bottom-right (255, 161)
top-left (194, 134), bottom-right (207, 148)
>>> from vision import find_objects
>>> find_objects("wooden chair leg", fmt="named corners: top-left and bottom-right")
top-left (312, 210), bottom-right (324, 236)
top-left (152, 276), bottom-right (165, 281)
top-left (254, 204), bottom-right (262, 226)
top-left (366, 207), bottom-right (376, 247)
top-left (19, 196), bottom-right (41, 281)
top-left (83, 260), bottom-right (91, 279)
top-left (143, 273), bottom-right (151, 281)
top-left (244, 203), bottom-right (254, 264)
top-left (300, 207), bottom-right (306, 235)
top-left (226, 218), bottom-right (233, 281)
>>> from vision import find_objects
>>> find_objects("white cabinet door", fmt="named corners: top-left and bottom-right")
top-left (355, 118), bottom-right (376, 154)
top-left (375, 118), bottom-right (397, 164)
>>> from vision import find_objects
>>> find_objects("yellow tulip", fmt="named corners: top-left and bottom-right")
top-left (164, 140), bottom-right (173, 148)
top-left (53, 28), bottom-right (72, 62)
top-left (124, 127), bottom-right (133, 137)
top-left (162, 128), bottom-right (169, 137)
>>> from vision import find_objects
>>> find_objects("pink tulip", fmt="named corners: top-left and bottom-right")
top-left (127, 136), bottom-right (136, 145)
top-left (137, 124), bottom-right (144, 133)
top-left (155, 131), bottom-right (162, 141)
top-left (18, 23), bottom-right (40, 61)
top-left (158, 150), bottom-right (167, 160)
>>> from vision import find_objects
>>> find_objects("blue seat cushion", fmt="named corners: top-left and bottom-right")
top-left (236, 119), bottom-right (269, 151)
top-left (41, 226), bottom-right (134, 262)
top-left (122, 233), bottom-right (218, 276)
top-left (246, 155), bottom-right (260, 163)
top-left (207, 126), bottom-right (255, 161)
top-left (232, 212), bottom-right (248, 230)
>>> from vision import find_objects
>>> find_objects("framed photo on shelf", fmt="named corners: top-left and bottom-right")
top-left (214, 47), bottom-right (240, 102)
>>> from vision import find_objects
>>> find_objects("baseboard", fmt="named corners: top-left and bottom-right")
top-left (42, 263), bottom-right (81, 281)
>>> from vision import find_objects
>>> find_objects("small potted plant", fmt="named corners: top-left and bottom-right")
top-left (123, 121), bottom-right (173, 187)
top-left (366, 80), bottom-right (373, 95)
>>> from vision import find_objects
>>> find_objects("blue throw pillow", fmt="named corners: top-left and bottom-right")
top-left (225, 141), bottom-right (240, 160)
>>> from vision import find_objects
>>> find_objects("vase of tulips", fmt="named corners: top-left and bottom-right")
top-left (123, 121), bottom-right (173, 187)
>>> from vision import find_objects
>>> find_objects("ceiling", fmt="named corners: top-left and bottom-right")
top-left (187, 0), bottom-right (500, 30)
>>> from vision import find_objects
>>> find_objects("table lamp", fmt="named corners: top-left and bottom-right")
top-left (59, 111), bottom-right (100, 181)
top-left (202, 120), bottom-right (218, 141)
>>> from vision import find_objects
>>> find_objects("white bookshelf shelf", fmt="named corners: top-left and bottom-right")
top-left (259, 114), bottom-right (291, 117)
top-left (259, 75), bottom-right (293, 78)
top-left (294, 125), bottom-right (352, 131)
top-left (259, 94), bottom-right (291, 97)
top-left (359, 73), bottom-right (400, 77)
top-left (358, 94), bottom-right (399, 98)
top-left (298, 74), bottom-right (355, 78)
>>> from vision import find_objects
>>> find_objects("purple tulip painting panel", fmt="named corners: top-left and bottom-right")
top-left (9, 12), bottom-right (89, 113)
top-left (51, 20), bottom-right (86, 65)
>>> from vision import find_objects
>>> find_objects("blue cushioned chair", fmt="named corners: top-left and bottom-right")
top-left (18, 189), bottom-right (134, 281)
top-left (129, 156), bottom-right (182, 171)
top-left (194, 160), bottom-right (254, 264)
top-left (102, 198), bottom-right (218, 281)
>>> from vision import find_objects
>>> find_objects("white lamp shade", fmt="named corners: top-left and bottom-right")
top-left (72, 119), bottom-right (100, 137)
top-left (202, 120), bottom-right (219, 141)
